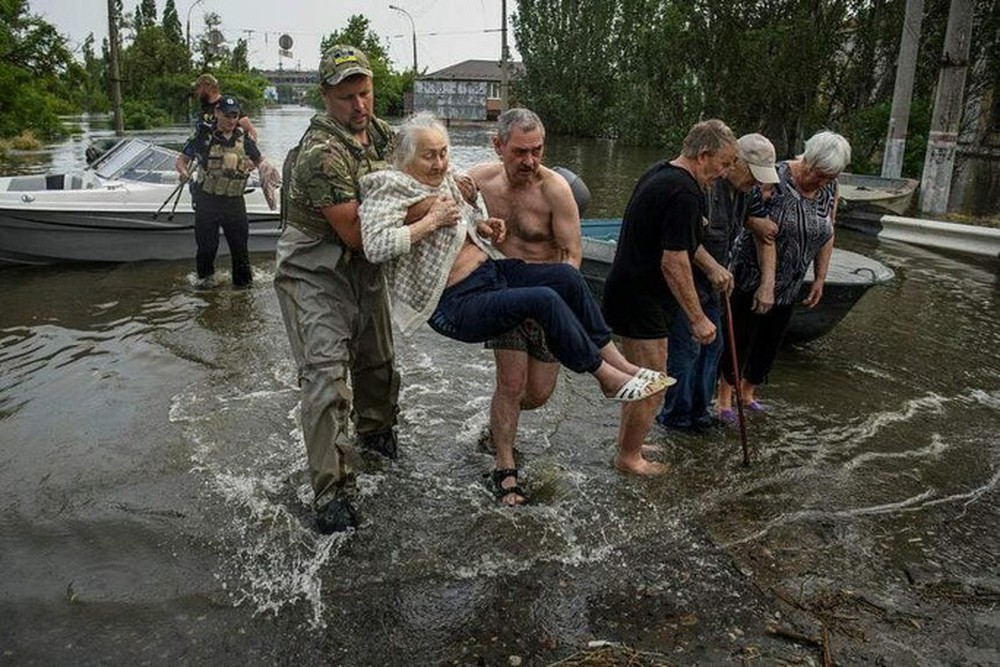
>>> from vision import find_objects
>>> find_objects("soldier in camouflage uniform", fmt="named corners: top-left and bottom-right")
top-left (273, 45), bottom-right (401, 534)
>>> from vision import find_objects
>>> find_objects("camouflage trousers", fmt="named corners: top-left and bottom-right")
top-left (273, 225), bottom-right (400, 508)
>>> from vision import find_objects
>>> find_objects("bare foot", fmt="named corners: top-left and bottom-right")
top-left (613, 453), bottom-right (670, 476)
top-left (641, 442), bottom-right (665, 453)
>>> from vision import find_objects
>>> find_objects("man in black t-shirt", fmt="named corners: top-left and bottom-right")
top-left (191, 73), bottom-right (258, 141)
top-left (603, 119), bottom-right (737, 476)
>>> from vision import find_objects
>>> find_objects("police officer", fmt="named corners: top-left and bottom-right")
top-left (175, 96), bottom-right (262, 288)
top-left (273, 45), bottom-right (401, 534)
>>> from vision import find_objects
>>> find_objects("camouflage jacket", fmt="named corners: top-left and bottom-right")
top-left (283, 112), bottom-right (396, 239)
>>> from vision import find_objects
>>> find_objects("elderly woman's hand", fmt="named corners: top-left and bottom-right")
top-left (428, 195), bottom-right (460, 229)
top-left (753, 283), bottom-right (774, 314)
top-left (802, 279), bottom-right (824, 308)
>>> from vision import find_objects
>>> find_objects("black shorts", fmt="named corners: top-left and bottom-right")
top-left (602, 279), bottom-right (677, 339)
top-left (484, 319), bottom-right (559, 363)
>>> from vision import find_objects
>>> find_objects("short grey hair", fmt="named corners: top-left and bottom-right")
top-left (680, 119), bottom-right (737, 159)
top-left (496, 107), bottom-right (545, 143)
top-left (394, 111), bottom-right (450, 170)
top-left (802, 130), bottom-right (851, 175)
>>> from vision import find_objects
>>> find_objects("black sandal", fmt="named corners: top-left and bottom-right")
top-left (491, 468), bottom-right (528, 504)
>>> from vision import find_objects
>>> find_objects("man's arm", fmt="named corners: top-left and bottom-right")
top-left (662, 249), bottom-right (716, 344)
top-left (545, 172), bottom-right (582, 267)
top-left (321, 202), bottom-right (364, 251)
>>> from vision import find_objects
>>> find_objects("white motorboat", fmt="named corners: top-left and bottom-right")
top-left (0, 138), bottom-right (280, 265)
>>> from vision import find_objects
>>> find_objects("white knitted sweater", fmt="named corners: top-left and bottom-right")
top-left (360, 168), bottom-right (496, 336)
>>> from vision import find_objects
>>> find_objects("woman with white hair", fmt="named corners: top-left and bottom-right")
top-left (717, 130), bottom-right (851, 420)
top-left (359, 112), bottom-right (671, 500)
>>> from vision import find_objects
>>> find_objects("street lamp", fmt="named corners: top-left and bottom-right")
top-left (186, 0), bottom-right (204, 52)
top-left (389, 4), bottom-right (417, 74)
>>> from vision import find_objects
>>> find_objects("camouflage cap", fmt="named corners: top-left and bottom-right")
top-left (319, 45), bottom-right (373, 87)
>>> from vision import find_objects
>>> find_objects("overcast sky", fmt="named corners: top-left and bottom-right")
top-left (29, 0), bottom-right (520, 74)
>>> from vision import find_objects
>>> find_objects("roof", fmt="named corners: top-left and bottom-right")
top-left (421, 59), bottom-right (524, 82)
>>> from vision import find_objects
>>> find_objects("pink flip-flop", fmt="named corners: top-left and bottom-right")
top-left (745, 400), bottom-right (767, 413)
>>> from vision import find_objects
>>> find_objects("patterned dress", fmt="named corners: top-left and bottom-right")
top-left (730, 161), bottom-right (836, 305)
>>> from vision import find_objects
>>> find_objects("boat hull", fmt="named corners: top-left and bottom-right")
top-left (837, 172), bottom-right (918, 216)
top-left (0, 207), bottom-right (280, 265)
top-left (579, 221), bottom-right (894, 344)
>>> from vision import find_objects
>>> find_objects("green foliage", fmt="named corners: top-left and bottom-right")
top-left (119, 24), bottom-right (192, 119)
top-left (162, 0), bottom-right (183, 46)
top-left (512, 0), bottom-right (998, 179)
top-left (230, 38), bottom-right (249, 73)
top-left (0, 0), bottom-right (77, 138)
top-left (121, 98), bottom-right (170, 129)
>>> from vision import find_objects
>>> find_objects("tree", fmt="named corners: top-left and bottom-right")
top-left (139, 0), bottom-right (157, 28)
top-left (511, 0), bottom-right (996, 178)
top-left (0, 0), bottom-right (78, 137)
top-left (230, 37), bottom-right (249, 73)
top-left (316, 15), bottom-right (408, 118)
top-left (162, 0), bottom-right (184, 46)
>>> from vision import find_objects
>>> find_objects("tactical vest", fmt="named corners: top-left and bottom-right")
top-left (283, 116), bottom-right (394, 239)
top-left (201, 133), bottom-right (253, 197)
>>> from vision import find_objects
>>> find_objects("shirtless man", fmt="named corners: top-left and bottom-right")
top-left (467, 108), bottom-right (581, 506)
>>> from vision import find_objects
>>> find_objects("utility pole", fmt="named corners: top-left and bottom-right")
top-left (918, 0), bottom-right (974, 214)
top-left (389, 5), bottom-right (417, 74)
top-left (881, 0), bottom-right (924, 178)
top-left (107, 0), bottom-right (124, 136)
top-left (500, 0), bottom-right (510, 112)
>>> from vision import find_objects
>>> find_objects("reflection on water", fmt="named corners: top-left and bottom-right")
top-left (1, 108), bottom-right (998, 664)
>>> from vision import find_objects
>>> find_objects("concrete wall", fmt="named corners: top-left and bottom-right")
top-left (413, 80), bottom-right (486, 121)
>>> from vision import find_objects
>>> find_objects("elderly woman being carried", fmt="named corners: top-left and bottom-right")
top-left (360, 111), bottom-right (669, 404)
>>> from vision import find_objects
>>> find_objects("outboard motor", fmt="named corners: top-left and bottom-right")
top-left (552, 165), bottom-right (591, 218)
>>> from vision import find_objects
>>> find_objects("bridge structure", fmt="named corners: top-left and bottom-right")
top-left (257, 68), bottom-right (317, 104)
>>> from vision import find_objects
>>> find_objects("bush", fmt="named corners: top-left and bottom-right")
top-left (122, 99), bottom-right (172, 130)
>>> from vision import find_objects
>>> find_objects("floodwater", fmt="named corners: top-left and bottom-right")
top-left (1, 107), bottom-right (998, 665)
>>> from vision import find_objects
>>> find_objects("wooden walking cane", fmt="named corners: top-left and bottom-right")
top-left (724, 293), bottom-right (751, 466)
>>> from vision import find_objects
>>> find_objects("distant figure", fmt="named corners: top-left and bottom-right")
top-left (718, 130), bottom-right (850, 419)
top-left (466, 108), bottom-right (582, 506)
top-left (272, 45), bottom-right (402, 535)
top-left (657, 133), bottom-right (779, 432)
top-left (175, 96), bottom-right (262, 288)
top-left (359, 112), bottom-right (672, 501)
top-left (191, 73), bottom-right (258, 141)
top-left (603, 119), bottom-right (737, 475)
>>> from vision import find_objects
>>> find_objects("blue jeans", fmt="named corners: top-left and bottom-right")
top-left (657, 298), bottom-right (723, 428)
top-left (429, 258), bottom-right (610, 374)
